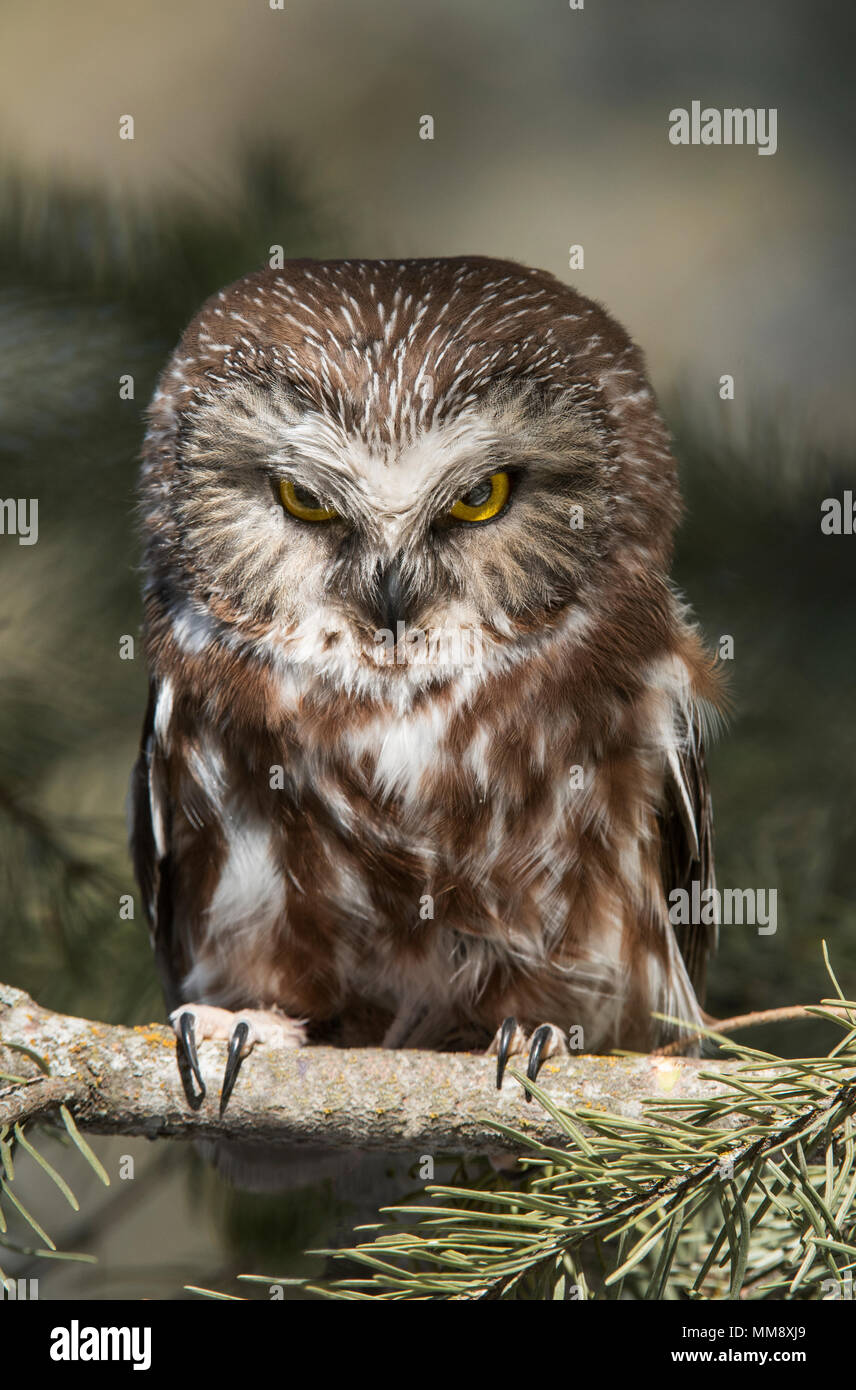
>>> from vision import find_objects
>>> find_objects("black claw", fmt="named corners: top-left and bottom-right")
top-left (495, 1015), bottom-right (518, 1090)
top-left (220, 1021), bottom-right (250, 1112)
top-left (525, 1025), bottom-right (554, 1103)
top-left (178, 1011), bottom-right (205, 1098)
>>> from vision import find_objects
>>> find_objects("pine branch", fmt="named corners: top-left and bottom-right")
top-left (653, 1004), bottom-right (856, 1057)
top-left (5, 974), bottom-right (856, 1302)
top-left (294, 959), bottom-right (856, 1301)
top-left (0, 980), bottom-right (752, 1153)
top-left (307, 1020), bottom-right (856, 1301)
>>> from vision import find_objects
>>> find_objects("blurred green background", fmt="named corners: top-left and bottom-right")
top-left (0, 0), bottom-right (854, 1299)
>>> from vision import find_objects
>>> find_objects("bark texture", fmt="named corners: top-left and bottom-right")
top-left (1, 982), bottom-right (746, 1153)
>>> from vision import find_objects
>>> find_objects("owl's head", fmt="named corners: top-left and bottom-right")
top-left (141, 257), bottom-right (681, 697)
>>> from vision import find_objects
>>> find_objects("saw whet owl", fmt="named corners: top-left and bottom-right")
top-left (130, 255), bottom-right (720, 1106)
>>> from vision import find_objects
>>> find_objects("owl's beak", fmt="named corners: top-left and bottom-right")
top-left (373, 557), bottom-right (409, 633)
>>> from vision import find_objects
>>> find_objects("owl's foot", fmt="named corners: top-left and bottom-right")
top-left (490, 1016), bottom-right (568, 1101)
top-left (170, 1005), bottom-right (307, 1110)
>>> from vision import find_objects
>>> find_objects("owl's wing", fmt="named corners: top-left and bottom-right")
top-left (129, 680), bottom-right (181, 1013)
top-left (659, 706), bottom-right (716, 1006)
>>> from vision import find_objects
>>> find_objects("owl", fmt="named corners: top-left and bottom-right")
top-left (130, 255), bottom-right (720, 1109)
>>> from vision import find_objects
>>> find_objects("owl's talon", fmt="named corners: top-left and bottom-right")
top-left (495, 1015), bottom-right (518, 1090)
top-left (178, 1010), bottom-right (205, 1098)
top-left (220, 1021), bottom-right (250, 1112)
top-left (525, 1024), bottom-right (557, 1102)
top-left (169, 1004), bottom-right (307, 1109)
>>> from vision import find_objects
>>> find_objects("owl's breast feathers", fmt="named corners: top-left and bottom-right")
top-left (132, 586), bottom-right (719, 1053)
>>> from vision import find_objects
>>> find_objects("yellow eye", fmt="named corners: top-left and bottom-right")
top-left (448, 471), bottom-right (510, 523)
top-left (279, 478), bottom-right (338, 522)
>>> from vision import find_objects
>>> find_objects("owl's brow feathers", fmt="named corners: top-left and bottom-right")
top-left (180, 375), bottom-right (605, 528)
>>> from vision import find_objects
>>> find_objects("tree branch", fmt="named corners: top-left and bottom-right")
top-left (1, 981), bottom-right (752, 1153)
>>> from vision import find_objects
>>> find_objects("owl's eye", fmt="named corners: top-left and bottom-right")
top-left (448, 471), bottom-right (510, 524)
top-left (280, 478), bottom-right (338, 522)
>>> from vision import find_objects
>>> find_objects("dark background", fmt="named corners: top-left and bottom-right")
top-left (1, 0), bottom-right (854, 1298)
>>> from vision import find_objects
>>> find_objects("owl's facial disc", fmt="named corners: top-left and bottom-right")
top-left (170, 378), bottom-right (610, 688)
